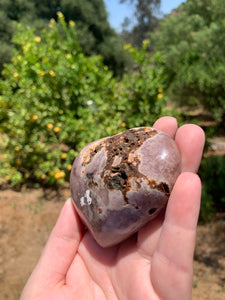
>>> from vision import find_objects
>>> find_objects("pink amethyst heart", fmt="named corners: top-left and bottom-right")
top-left (70, 127), bottom-right (181, 247)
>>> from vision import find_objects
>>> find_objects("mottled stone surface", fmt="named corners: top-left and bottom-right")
top-left (70, 127), bottom-right (181, 247)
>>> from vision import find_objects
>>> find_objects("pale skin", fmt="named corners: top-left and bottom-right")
top-left (21, 116), bottom-right (205, 300)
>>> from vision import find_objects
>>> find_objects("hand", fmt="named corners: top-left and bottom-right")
top-left (21, 117), bottom-right (205, 300)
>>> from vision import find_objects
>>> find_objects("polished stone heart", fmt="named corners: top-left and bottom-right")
top-left (70, 127), bottom-right (181, 247)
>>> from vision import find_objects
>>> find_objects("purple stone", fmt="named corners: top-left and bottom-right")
top-left (70, 127), bottom-right (181, 247)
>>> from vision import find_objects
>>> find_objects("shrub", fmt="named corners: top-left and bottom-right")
top-left (0, 15), bottom-right (167, 187)
top-left (151, 0), bottom-right (225, 124)
top-left (199, 155), bottom-right (225, 221)
top-left (0, 14), bottom-right (122, 186)
top-left (117, 41), bottom-right (168, 128)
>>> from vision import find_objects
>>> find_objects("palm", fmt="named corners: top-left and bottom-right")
top-left (21, 117), bottom-right (205, 300)
top-left (67, 221), bottom-right (164, 299)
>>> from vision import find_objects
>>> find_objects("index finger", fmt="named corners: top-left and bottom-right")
top-left (153, 116), bottom-right (178, 138)
top-left (153, 116), bottom-right (205, 173)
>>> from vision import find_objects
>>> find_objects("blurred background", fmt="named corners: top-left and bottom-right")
top-left (0, 0), bottom-right (224, 299)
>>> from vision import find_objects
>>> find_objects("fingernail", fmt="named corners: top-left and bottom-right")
top-left (66, 196), bottom-right (72, 203)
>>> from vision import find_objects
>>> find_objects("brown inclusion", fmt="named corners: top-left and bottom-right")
top-left (100, 128), bottom-right (169, 203)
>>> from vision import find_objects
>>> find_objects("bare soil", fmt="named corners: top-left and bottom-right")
top-left (0, 186), bottom-right (225, 300)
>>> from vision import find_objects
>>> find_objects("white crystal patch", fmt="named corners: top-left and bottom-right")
top-left (80, 189), bottom-right (92, 206)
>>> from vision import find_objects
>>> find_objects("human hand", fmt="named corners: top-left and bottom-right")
top-left (21, 116), bottom-right (205, 300)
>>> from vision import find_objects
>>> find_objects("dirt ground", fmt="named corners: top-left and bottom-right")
top-left (0, 186), bottom-right (225, 300)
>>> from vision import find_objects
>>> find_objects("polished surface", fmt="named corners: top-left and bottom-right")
top-left (70, 127), bottom-right (181, 247)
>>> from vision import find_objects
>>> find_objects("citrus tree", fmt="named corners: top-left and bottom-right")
top-left (0, 13), bottom-right (122, 185)
top-left (118, 41), bottom-right (168, 128)
top-left (0, 14), bottom-right (167, 187)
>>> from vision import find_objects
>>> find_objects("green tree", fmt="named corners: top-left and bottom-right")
top-left (0, 11), bottom-right (15, 71)
top-left (0, 0), bottom-right (36, 21)
top-left (121, 0), bottom-right (161, 47)
top-left (0, 14), bottom-right (123, 185)
top-left (150, 0), bottom-right (225, 124)
top-left (119, 41), bottom-right (167, 127)
top-left (0, 0), bottom-right (129, 76)
top-left (199, 155), bottom-right (225, 221)
top-left (0, 15), bottom-right (166, 187)
top-left (33, 0), bottom-right (129, 75)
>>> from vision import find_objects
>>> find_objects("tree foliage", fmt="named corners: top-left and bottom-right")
top-left (0, 15), bottom-right (166, 186)
top-left (121, 0), bottom-right (161, 47)
top-left (199, 155), bottom-right (225, 221)
top-left (119, 41), bottom-right (167, 127)
top-left (0, 0), bottom-right (129, 76)
top-left (151, 0), bottom-right (225, 123)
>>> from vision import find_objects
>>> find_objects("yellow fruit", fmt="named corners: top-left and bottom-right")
top-left (121, 122), bottom-right (126, 128)
top-left (157, 93), bottom-right (163, 99)
top-left (41, 174), bottom-right (46, 180)
top-left (54, 126), bottom-right (61, 133)
top-left (54, 172), bottom-right (60, 179)
top-left (47, 123), bottom-right (53, 130)
top-left (57, 11), bottom-right (63, 19)
top-left (61, 153), bottom-right (67, 159)
top-left (13, 73), bottom-right (18, 78)
top-left (67, 164), bottom-right (72, 171)
top-left (69, 20), bottom-right (75, 27)
top-left (38, 70), bottom-right (45, 76)
top-left (14, 146), bottom-right (20, 151)
top-left (60, 171), bottom-right (65, 178)
top-left (35, 36), bottom-right (41, 43)
top-left (54, 171), bottom-right (65, 179)
top-left (30, 114), bottom-right (38, 122)
top-left (49, 70), bottom-right (55, 77)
